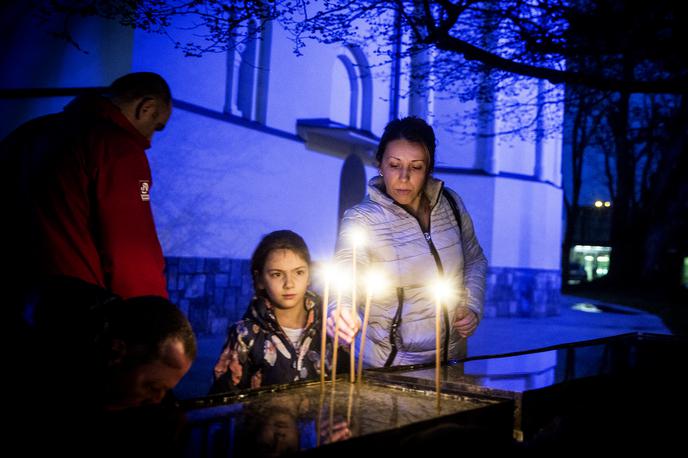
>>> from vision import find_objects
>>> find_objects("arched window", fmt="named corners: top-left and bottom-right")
top-left (236, 20), bottom-right (258, 119)
top-left (348, 46), bottom-right (372, 131)
top-left (225, 20), bottom-right (272, 123)
top-left (331, 55), bottom-right (358, 127)
top-left (329, 45), bottom-right (372, 130)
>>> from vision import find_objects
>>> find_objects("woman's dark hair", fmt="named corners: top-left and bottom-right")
top-left (376, 116), bottom-right (436, 173)
top-left (251, 230), bottom-right (311, 292)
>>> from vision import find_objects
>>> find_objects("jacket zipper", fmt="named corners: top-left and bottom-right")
top-left (397, 185), bottom-right (451, 362)
top-left (423, 230), bottom-right (451, 363)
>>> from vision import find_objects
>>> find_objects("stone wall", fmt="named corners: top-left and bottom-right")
top-left (165, 257), bottom-right (253, 337)
top-left (166, 257), bottom-right (562, 336)
top-left (484, 267), bottom-right (561, 318)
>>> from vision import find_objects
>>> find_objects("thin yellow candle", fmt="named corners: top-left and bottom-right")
top-left (349, 227), bottom-right (365, 383)
top-left (331, 284), bottom-right (342, 386)
top-left (435, 293), bottom-right (441, 410)
top-left (319, 264), bottom-right (335, 386)
top-left (357, 292), bottom-right (372, 383)
top-left (432, 278), bottom-right (453, 411)
top-left (357, 269), bottom-right (386, 383)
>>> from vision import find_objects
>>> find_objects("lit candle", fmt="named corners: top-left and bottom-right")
top-left (357, 269), bottom-right (387, 383)
top-left (432, 278), bottom-right (454, 411)
top-left (435, 293), bottom-right (441, 410)
top-left (319, 263), bottom-right (335, 386)
top-left (349, 227), bottom-right (365, 383)
top-left (331, 273), bottom-right (350, 387)
top-left (331, 283), bottom-right (343, 386)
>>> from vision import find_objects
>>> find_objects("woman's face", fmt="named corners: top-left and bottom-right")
top-left (380, 139), bottom-right (429, 212)
top-left (257, 248), bottom-right (310, 310)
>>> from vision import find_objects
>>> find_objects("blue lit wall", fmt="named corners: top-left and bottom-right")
top-left (1, 6), bottom-right (564, 318)
top-left (0, 3), bottom-right (133, 137)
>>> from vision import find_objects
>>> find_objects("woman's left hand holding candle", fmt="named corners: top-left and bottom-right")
top-left (327, 309), bottom-right (361, 346)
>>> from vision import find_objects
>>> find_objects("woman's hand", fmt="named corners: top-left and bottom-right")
top-left (453, 308), bottom-right (478, 338)
top-left (326, 308), bottom-right (361, 346)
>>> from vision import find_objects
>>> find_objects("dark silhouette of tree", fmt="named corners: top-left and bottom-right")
top-left (561, 86), bottom-right (609, 285)
top-left (27, 1), bottom-right (687, 93)
top-left (600, 92), bottom-right (687, 289)
top-left (559, 1), bottom-right (687, 289)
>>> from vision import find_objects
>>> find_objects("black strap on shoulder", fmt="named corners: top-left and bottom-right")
top-left (384, 287), bottom-right (405, 367)
top-left (442, 188), bottom-right (466, 361)
top-left (442, 188), bottom-right (463, 239)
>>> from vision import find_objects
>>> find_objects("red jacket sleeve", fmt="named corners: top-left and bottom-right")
top-left (96, 136), bottom-right (168, 299)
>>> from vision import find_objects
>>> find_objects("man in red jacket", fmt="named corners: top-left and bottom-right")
top-left (2, 72), bottom-right (172, 310)
top-left (3, 75), bottom-right (188, 452)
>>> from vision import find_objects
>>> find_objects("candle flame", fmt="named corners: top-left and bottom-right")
top-left (431, 278), bottom-right (455, 302)
top-left (332, 270), bottom-right (351, 291)
top-left (364, 269), bottom-right (388, 296)
top-left (349, 226), bottom-right (366, 247)
top-left (317, 262), bottom-right (337, 283)
top-left (316, 263), bottom-right (351, 290)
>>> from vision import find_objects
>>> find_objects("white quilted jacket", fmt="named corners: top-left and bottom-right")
top-left (331, 176), bottom-right (487, 368)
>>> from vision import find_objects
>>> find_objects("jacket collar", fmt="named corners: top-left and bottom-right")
top-left (244, 291), bottom-right (319, 332)
top-left (368, 175), bottom-right (445, 209)
top-left (64, 95), bottom-right (151, 150)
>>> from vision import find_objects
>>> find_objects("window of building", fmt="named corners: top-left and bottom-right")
top-left (568, 245), bottom-right (611, 285)
top-left (330, 55), bottom-right (358, 127)
top-left (225, 20), bottom-right (272, 123)
top-left (329, 45), bottom-right (372, 130)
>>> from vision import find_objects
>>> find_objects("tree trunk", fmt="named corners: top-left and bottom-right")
top-left (607, 90), bottom-right (645, 286)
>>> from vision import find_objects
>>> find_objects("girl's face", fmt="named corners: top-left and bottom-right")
top-left (257, 249), bottom-right (310, 311)
top-left (380, 139), bottom-right (429, 213)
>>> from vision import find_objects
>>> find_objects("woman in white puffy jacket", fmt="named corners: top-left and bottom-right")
top-left (327, 116), bottom-right (487, 368)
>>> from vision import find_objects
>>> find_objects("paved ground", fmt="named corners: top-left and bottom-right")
top-left (468, 293), bottom-right (670, 356)
top-left (174, 293), bottom-right (671, 399)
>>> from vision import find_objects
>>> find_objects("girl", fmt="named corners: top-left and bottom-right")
top-left (211, 230), bottom-right (341, 392)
